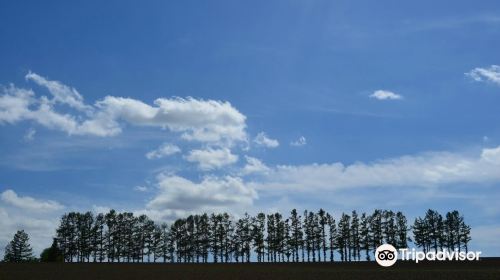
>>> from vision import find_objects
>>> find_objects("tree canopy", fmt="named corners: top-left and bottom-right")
top-left (3, 230), bottom-right (35, 262)
top-left (46, 208), bottom-right (471, 263)
top-left (3, 208), bottom-right (472, 263)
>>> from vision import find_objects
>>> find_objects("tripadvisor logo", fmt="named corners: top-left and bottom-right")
top-left (375, 244), bottom-right (398, 267)
top-left (375, 244), bottom-right (482, 267)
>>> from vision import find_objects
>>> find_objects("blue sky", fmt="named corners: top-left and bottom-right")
top-left (1, 0), bottom-right (500, 256)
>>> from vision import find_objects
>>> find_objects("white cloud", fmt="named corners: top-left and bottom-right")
top-left (250, 146), bottom-right (500, 192)
top-left (1, 73), bottom-right (248, 145)
top-left (290, 136), bottom-right (307, 147)
top-left (253, 132), bottom-right (279, 148)
top-left (134, 185), bottom-right (148, 192)
top-left (92, 205), bottom-right (112, 214)
top-left (370, 90), bottom-right (403, 100)
top-left (241, 156), bottom-right (270, 175)
top-left (23, 128), bottom-right (36, 142)
top-left (25, 72), bottom-right (92, 112)
top-left (185, 147), bottom-right (238, 170)
top-left (466, 65), bottom-right (500, 85)
top-left (92, 96), bottom-right (247, 143)
top-left (144, 174), bottom-right (257, 220)
top-left (145, 143), bottom-right (181, 159)
top-left (0, 85), bottom-right (35, 124)
top-left (0, 84), bottom-right (116, 137)
top-left (1, 189), bottom-right (64, 212)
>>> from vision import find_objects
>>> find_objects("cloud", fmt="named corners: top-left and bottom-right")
top-left (145, 143), bottom-right (181, 159)
top-left (0, 85), bottom-right (36, 124)
top-left (95, 96), bottom-right (247, 144)
top-left (25, 72), bottom-right (92, 112)
top-left (144, 174), bottom-right (257, 220)
top-left (92, 205), bottom-right (112, 214)
top-left (253, 132), bottom-right (279, 148)
top-left (1, 72), bottom-right (248, 145)
top-left (185, 147), bottom-right (238, 170)
top-left (1, 189), bottom-right (64, 212)
top-left (241, 156), bottom-right (270, 175)
top-left (23, 128), bottom-right (36, 142)
top-left (0, 84), bottom-right (117, 137)
top-left (290, 136), bottom-right (307, 147)
top-left (466, 65), bottom-right (500, 86)
top-left (133, 185), bottom-right (148, 192)
top-left (370, 90), bottom-right (403, 100)
top-left (249, 146), bottom-right (500, 193)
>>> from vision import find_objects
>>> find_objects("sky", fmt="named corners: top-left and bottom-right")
top-left (1, 0), bottom-right (500, 257)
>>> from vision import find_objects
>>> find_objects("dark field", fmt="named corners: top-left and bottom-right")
top-left (1, 259), bottom-right (499, 280)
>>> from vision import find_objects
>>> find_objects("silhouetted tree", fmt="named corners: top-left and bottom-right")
top-left (289, 209), bottom-right (303, 262)
top-left (350, 210), bottom-right (360, 261)
top-left (4, 230), bottom-right (34, 262)
top-left (40, 238), bottom-right (63, 262)
top-left (252, 213), bottom-right (266, 262)
top-left (359, 212), bottom-right (371, 261)
top-left (370, 210), bottom-right (383, 252)
top-left (424, 209), bottom-right (444, 253)
top-left (395, 211), bottom-right (409, 249)
top-left (444, 210), bottom-right (460, 251)
top-left (459, 217), bottom-right (471, 253)
top-left (326, 213), bottom-right (336, 262)
top-left (49, 208), bottom-right (470, 264)
top-left (318, 209), bottom-right (328, 262)
top-left (337, 213), bottom-right (350, 261)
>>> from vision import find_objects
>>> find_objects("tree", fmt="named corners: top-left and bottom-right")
top-left (234, 213), bottom-right (252, 262)
top-left (395, 212), bottom-right (409, 249)
top-left (304, 211), bottom-right (317, 262)
top-left (424, 209), bottom-right (444, 253)
top-left (459, 217), bottom-right (471, 253)
top-left (266, 214), bottom-right (275, 262)
top-left (350, 210), bottom-right (360, 261)
top-left (92, 213), bottom-right (106, 262)
top-left (40, 238), bottom-right (63, 262)
top-left (151, 224), bottom-right (163, 262)
top-left (370, 210), bottom-right (383, 252)
top-left (289, 209), bottom-right (303, 262)
top-left (359, 213), bottom-right (371, 261)
top-left (49, 208), bottom-right (472, 264)
top-left (105, 210), bottom-right (118, 262)
top-left (209, 213), bottom-right (224, 263)
top-left (444, 210), bottom-right (460, 251)
top-left (197, 214), bottom-right (210, 263)
top-left (4, 230), bottom-right (34, 262)
top-left (382, 210), bottom-right (396, 246)
top-left (143, 216), bottom-right (156, 262)
top-left (326, 213), bottom-right (336, 262)
top-left (413, 217), bottom-right (430, 253)
top-left (273, 213), bottom-right (285, 262)
top-left (336, 213), bottom-right (350, 262)
top-left (318, 209), bottom-right (328, 262)
top-left (311, 213), bottom-right (321, 262)
top-left (56, 213), bottom-right (71, 262)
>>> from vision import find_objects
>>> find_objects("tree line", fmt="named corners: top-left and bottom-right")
top-left (3, 209), bottom-right (472, 263)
